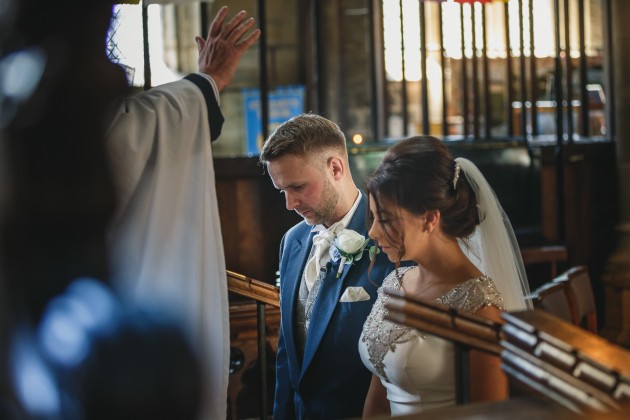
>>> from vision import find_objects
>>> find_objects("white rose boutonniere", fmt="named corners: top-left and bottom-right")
top-left (329, 229), bottom-right (370, 278)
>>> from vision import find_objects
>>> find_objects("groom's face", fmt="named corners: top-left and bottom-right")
top-left (267, 153), bottom-right (339, 226)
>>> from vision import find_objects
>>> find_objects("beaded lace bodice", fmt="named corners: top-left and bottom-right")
top-left (360, 266), bottom-right (419, 383)
top-left (358, 267), bottom-right (505, 415)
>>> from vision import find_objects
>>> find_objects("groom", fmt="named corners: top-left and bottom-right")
top-left (259, 113), bottom-right (394, 419)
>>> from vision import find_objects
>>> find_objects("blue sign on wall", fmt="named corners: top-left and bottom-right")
top-left (243, 85), bottom-right (305, 155)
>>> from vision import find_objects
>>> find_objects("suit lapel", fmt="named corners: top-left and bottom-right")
top-left (300, 193), bottom-right (368, 378)
top-left (330, 192), bottom-right (369, 288)
top-left (282, 228), bottom-right (315, 377)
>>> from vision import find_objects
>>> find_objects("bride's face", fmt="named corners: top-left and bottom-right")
top-left (368, 195), bottom-right (426, 263)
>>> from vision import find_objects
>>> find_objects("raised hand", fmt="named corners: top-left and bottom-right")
top-left (195, 6), bottom-right (261, 92)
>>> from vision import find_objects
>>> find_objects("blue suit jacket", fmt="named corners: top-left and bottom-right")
top-left (273, 193), bottom-right (393, 420)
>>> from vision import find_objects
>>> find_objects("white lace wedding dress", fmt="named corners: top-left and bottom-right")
top-left (358, 266), bottom-right (505, 416)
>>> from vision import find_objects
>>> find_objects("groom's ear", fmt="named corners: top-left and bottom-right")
top-left (327, 155), bottom-right (345, 181)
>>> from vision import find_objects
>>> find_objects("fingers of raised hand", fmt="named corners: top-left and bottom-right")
top-left (208, 6), bottom-right (229, 38)
top-left (195, 36), bottom-right (205, 52)
top-left (235, 28), bottom-right (261, 51)
top-left (228, 17), bottom-right (257, 45)
top-left (222, 10), bottom-right (249, 40)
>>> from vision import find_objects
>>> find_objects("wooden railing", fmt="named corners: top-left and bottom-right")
top-left (226, 270), bottom-right (279, 419)
top-left (227, 270), bottom-right (279, 307)
top-left (384, 289), bottom-right (503, 404)
top-left (383, 289), bottom-right (630, 415)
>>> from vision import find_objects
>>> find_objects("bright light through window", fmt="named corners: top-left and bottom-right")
top-left (108, 4), bottom-right (180, 87)
top-left (383, 0), bottom-right (557, 82)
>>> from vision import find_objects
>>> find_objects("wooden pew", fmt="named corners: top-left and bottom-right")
top-left (528, 281), bottom-right (574, 324)
top-left (521, 245), bottom-right (568, 279)
top-left (383, 289), bottom-right (630, 417)
top-left (501, 310), bottom-right (630, 415)
top-left (552, 266), bottom-right (598, 333)
top-left (226, 270), bottom-right (280, 419)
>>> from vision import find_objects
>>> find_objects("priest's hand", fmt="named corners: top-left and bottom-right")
top-left (195, 6), bottom-right (261, 92)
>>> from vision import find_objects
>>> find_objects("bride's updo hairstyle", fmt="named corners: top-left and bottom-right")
top-left (367, 136), bottom-right (480, 248)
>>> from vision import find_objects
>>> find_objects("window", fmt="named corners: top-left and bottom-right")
top-left (378, 0), bottom-right (610, 142)
top-left (107, 0), bottom-right (612, 153)
top-left (107, 4), bottom-right (181, 87)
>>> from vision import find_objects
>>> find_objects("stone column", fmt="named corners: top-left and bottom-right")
top-left (601, 0), bottom-right (630, 346)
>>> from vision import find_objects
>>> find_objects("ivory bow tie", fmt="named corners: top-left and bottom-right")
top-left (304, 222), bottom-right (343, 291)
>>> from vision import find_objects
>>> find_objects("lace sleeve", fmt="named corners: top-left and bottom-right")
top-left (435, 276), bottom-right (505, 314)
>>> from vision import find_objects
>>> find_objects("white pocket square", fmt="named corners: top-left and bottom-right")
top-left (339, 286), bottom-right (370, 302)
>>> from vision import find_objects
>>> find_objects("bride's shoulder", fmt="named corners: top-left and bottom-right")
top-left (382, 265), bottom-right (417, 287)
top-left (437, 276), bottom-right (505, 313)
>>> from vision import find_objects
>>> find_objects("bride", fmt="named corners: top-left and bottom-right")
top-left (359, 136), bottom-right (532, 417)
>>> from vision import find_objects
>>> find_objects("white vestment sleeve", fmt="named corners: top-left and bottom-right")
top-left (105, 77), bottom-right (229, 420)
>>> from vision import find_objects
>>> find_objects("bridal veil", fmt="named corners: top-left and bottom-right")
top-left (455, 157), bottom-right (533, 311)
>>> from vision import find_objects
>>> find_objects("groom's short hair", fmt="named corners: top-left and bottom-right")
top-left (259, 113), bottom-right (347, 164)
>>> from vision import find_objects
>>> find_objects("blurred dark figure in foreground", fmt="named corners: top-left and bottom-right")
top-left (0, 1), bottom-right (201, 418)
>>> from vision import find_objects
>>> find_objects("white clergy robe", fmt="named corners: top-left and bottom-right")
top-left (105, 74), bottom-right (228, 420)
